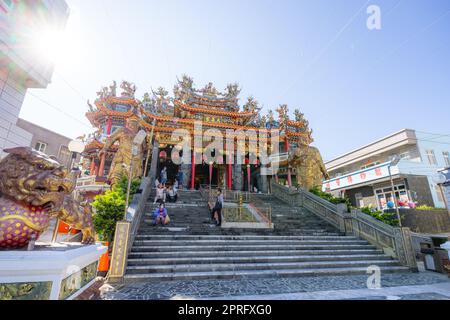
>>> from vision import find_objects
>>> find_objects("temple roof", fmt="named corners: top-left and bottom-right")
top-left (84, 77), bottom-right (314, 148)
top-left (174, 100), bottom-right (255, 118)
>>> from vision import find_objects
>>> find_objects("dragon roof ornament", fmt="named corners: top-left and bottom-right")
top-left (120, 80), bottom-right (137, 98)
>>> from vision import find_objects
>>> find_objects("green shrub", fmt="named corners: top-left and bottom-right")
top-left (360, 206), bottom-right (399, 227)
top-left (415, 205), bottom-right (442, 211)
top-left (309, 186), bottom-right (352, 212)
top-left (92, 176), bottom-right (141, 242)
top-left (92, 188), bottom-right (126, 242)
top-left (115, 175), bottom-right (141, 197)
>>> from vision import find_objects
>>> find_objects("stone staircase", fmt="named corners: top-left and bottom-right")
top-left (123, 190), bottom-right (409, 282)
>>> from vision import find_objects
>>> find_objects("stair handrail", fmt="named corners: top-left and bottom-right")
top-left (270, 181), bottom-right (416, 269)
top-left (108, 175), bottom-right (153, 282)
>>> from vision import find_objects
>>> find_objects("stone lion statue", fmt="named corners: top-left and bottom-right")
top-left (289, 145), bottom-right (330, 191)
top-left (0, 147), bottom-right (95, 249)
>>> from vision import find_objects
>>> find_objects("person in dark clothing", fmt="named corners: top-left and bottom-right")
top-left (211, 188), bottom-right (223, 226)
top-left (167, 186), bottom-right (178, 203)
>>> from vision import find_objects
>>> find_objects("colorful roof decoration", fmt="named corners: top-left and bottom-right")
top-left (82, 77), bottom-right (314, 157)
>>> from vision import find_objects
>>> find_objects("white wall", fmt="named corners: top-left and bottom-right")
top-left (0, 68), bottom-right (33, 158)
top-left (415, 132), bottom-right (450, 208)
top-left (0, 0), bottom-right (68, 158)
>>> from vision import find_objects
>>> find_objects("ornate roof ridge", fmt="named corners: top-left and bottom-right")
top-left (174, 100), bottom-right (253, 118)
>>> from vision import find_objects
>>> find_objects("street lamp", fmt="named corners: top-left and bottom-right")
top-left (51, 139), bottom-right (85, 243)
top-left (388, 155), bottom-right (402, 227)
top-left (67, 139), bottom-right (85, 170)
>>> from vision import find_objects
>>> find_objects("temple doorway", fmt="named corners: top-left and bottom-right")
top-left (157, 145), bottom-right (179, 185)
top-left (194, 163), bottom-right (219, 189)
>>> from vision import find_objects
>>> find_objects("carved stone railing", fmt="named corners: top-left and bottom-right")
top-left (108, 176), bottom-right (152, 282)
top-left (271, 181), bottom-right (417, 268)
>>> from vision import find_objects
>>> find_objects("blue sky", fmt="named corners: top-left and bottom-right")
top-left (20, 0), bottom-right (450, 161)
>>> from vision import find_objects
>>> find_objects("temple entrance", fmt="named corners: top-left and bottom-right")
top-left (194, 163), bottom-right (218, 189)
top-left (157, 145), bottom-right (179, 185)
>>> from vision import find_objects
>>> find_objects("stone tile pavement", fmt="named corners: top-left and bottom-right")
top-left (99, 271), bottom-right (450, 300)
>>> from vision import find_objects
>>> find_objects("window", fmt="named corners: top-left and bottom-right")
top-left (58, 145), bottom-right (71, 166)
top-left (425, 149), bottom-right (437, 166)
top-left (361, 162), bottom-right (380, 170)
top-left (35, 142), bottom-right (47, 153)
top-left (443, 151), bottom-right (450, 167)
top-left (374, 184), bottom-right (410, 210)
top-left (114, 104), bottom-right (128, 112)
top-left (399, 152), bottom-right (410, 160)
top-left (435, 185), bottom-right (444, 203)
top-left (111, 125), bottom-right (122, 134)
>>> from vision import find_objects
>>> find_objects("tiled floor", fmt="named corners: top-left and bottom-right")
top-left (99, 271), bottom-right (450, 300)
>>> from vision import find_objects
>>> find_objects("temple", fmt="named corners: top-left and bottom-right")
top-left (79, 76), bottom-right (313, 195)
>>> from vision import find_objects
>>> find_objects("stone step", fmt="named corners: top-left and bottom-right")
top-left (127, 248), bottom-right (383, 259)
top-left (126, 254), bottom-right (393, 266)
top-left (136, 230), bottom-right (344, 237)
top-left (133, 234), bottom-right (358, 241)
top-left (125, 260), bottom-right (399, 274)
top-left (130, 243), bottom-right (376, 252)
top-left (132, 239), bottom-right (369, 246)
top-left (123, 266), bottom-right (410, 282)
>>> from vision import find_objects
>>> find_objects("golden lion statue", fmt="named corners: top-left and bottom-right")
top-left (0, 147), bottom-right (95, 249)
top-left (289, 145), bottom-right (330, 191)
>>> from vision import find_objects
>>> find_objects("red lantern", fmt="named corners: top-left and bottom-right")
top-left (159, 150), bottom-right (167, 159)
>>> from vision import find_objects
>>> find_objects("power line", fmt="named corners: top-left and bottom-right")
top-left (27, 91), bottom-right (93, 130)
top-left (54, 71), bottom-right (88, 102)
top-left (413, 138), bottom-right (450, 146)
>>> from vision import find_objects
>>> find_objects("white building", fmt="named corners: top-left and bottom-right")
top-left (323, 129), bottom-right (450, 210)
top-left (0, 0), bottom-right (69, 158)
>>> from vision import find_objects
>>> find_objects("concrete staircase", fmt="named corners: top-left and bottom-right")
top-left (123, 190), bottom-right (409, 282)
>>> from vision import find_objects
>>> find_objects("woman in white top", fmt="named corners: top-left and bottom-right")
top-left (153, 184), bottom-right (166, 204)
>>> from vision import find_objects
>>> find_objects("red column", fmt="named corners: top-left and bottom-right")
top-left (89, 158), bottom-right (96, 175)
top-left (285, 137), bottom-right (292, 187)
top-left (227, 163), bottom-right (232, 190)
top-left (98, 153), bottom-right (106, 177)
top-left (247, 165), bottom-right (251, 192)
top-left (191, 152), bottom-right (196, 190)
top-left (284, 136), bottom-right (289, 153)
top-left (227, 154), bottom-right (232, 190)
top-left (106, 117), bottom-right (113, 135)
top-left (287, 166), bottom-right (292, 188)
top-left (209, 163), bottom-right (213, 185)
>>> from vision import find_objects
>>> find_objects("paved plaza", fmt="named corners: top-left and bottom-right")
top-left (100, 271), bottom-right (450, 300)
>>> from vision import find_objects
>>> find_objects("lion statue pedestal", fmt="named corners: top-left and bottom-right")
top-left (0, 147), bottom-right (95, 249)
top-left (0, 147), bottom-right (107, 300)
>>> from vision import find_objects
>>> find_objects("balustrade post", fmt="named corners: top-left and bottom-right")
top-left (393, 227), bottom-right (417, 269)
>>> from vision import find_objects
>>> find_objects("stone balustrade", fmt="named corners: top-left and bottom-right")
top-left (271, 181), bottom-right (417, 269)
top-left (109, 176), bottom-right (153, 282)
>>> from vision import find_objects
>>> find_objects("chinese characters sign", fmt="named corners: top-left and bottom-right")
top-left (323, 162), bottom-right (398, 192)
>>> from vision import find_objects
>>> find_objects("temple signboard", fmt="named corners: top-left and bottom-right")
top-left (109, 221), bottom-right (131, 280)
